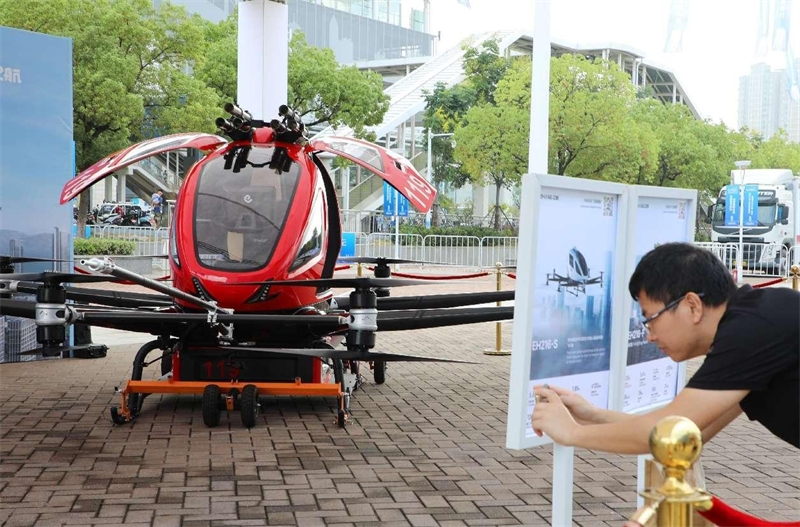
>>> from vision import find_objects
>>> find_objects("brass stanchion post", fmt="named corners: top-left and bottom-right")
top-left (791, 264), bottom-right (799, 291)
top-left (484, 262), bottom-right (511, 356)
top-left (629, 416), bottom-right (712, 527)
top-left (357, 263), bottom-right (363, 277)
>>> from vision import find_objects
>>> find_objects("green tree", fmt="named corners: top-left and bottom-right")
top-left (462, 37), bottom-right (510, 105)
top-left (749, 130), bottom-right (800, 172)
top-left (453, 103), bottom-right (528, 229)
top-left (0, 0), bottom-right (221, 236)
top-left (288, 32), bottom-right (388, 138)
top-left (195, 12), bottom-right (238, 103)
top-left (546, 55), bottom-right (641, 178)
top-left (631, 99), bottom-right (738, 194)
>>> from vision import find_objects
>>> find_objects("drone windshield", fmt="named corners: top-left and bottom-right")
top-left (194, 146), bottom-right (301, 271)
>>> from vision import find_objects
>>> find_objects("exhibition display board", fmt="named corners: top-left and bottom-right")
top-left (506, 173), bottom-right (698, 525)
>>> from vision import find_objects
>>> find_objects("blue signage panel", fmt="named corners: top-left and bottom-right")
top-left (743, 184), bottom-right (759, 227)
top-left (1, 27), bottom-right (74, 358)
top-left (340, 232), bottom-right (356, 258)
top-left (382, 182), bottom-right (408, 217)
top-left (724, 184), bottom-right (740, 226)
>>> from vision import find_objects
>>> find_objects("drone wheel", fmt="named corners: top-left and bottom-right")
top-left (202, 385), bottom-right (221, 428)
top-left (373, 360), bottom-right (386, 385)
top-left (110, 407), bottom-right (127, 425)
top-left (337, 409), bottom-right (346, 429)
top-left (240, 384), bottom-right (259, 429)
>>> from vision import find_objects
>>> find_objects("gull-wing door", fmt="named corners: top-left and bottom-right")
top-left (311, 136), bottom-right (436, 213)
top-left (60, 133), bottom-right (228, 204)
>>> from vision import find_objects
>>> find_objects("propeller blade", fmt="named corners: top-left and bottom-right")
top-left (337, 256), bottom-right (436, 266)
top-left (0, 255), bottom-right (71, 264)
top-left (377, 306), bottom-right (514, 331)
top-left (0, 272), bottom-right (120, 284)
top-left (237, 277), bottom-right (435, 288)
top-left (222, 346), bottom-right (476, 363)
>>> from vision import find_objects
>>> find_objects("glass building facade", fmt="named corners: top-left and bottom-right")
top-left (159, 0), bottom-right (433, 63)
top-left (289, 0), bottom-right (433, 63)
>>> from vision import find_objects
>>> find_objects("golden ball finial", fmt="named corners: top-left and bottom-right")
top-left (649, 416), bottom-right (703, 471)
top-left (791, 264), bottom-right (800, 277)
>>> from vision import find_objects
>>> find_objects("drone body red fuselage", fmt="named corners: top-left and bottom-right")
top-left (61, 128), bottom-right (436, 320)
top-left (170, 128), bottom-right (332, 314)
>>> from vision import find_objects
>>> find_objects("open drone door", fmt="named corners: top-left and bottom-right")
top-left (311, 136), bottom-right (436, 213)
top-left (61, 133), bottom-right (228, 204)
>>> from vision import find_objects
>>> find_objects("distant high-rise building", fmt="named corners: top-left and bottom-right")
top-left (738, 61), bottom-right (800, 142)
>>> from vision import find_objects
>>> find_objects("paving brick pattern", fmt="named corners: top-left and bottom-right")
top-left (2, 273), bottom-right (798, 526)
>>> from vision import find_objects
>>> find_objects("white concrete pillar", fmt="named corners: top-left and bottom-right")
top-left (237, 0), bottom-right (288, 121)
top-left (104, 177), bottom-right (114, 203)
top-left (116, 171), bottom-right (128, 203)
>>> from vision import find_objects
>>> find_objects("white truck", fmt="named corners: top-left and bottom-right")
top-left (708, 169), bottom-right (800, 274)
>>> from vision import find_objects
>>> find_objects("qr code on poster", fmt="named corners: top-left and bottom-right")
top-left (678, 200), bottom-right (686, 219)
top-left (603, 195), bottom-right (614, 217)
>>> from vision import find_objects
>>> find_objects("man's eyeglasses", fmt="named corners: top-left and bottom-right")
top-left (640, 293), bottom-right (704, 330)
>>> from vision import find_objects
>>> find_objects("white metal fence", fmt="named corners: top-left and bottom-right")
top-left (82, 225), bottom-right (798, 277)
top-left (696, 241), bottom-right (792, 277)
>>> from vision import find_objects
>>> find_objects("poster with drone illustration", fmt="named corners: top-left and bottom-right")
top-left (622, 187), bottom-right (697, 414)
top-left (506, 175), bottom-right (630, 448)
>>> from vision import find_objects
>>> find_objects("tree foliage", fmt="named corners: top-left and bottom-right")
top-left (453, 104), bottom-right (528, 229)
top-left (442, 40), bottom-right (800, 214)
top-left (0, 0), bottom-right (220, 171)
top-left (288, 32), bottom-right (388, 138)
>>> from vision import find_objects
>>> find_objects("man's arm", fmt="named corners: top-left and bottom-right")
top-left (532, 386), bottom-right (748, 455)
top-left (700, 402), bottom-right (743, 442)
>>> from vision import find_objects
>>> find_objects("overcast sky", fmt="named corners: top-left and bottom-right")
top-left (411, 0), bottom-right (799, 129)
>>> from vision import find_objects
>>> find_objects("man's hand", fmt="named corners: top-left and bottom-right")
top-left (541, 385), bottom-right (598, 424)
top-left (531, 387), bottom-right (579, 445)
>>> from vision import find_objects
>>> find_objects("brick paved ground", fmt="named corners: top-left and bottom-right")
top-left (1, 271), bottom-right (798, 526)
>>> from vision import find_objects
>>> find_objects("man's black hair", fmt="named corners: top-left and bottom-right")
top-left (628, 242), bottom-right (737, 307)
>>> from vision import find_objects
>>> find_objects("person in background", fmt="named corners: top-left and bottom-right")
top-left (151, 190), bottom-right (164, 228)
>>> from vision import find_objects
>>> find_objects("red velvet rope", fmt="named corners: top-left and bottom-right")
top-left (697, 496), bottom-right (800, 527)
top-left (74, 265), bottom-right (171, 283)
top-left (366, 266), bottom-right (490, 280)
top-left (752, 277), bottom-right (787, 288)
top-left (507, 273), bottom-right (517, 279)
top-left (334, 264), bottom-right (352, 271)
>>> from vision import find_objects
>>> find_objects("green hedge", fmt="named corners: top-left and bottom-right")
top-left (74, 238), bottom-right (136, 255)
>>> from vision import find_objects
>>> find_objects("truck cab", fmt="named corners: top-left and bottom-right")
top-left (708, 169), bottom-right (798, 274)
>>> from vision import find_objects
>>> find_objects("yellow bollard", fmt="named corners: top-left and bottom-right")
top-left (629, 416), bottom-right (713, 527)
top-left (484, 262), bottom-right (511, 356)
top-left (791, 265), bottom-right (799, 291)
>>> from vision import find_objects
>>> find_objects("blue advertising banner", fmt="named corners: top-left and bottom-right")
top-left (340, 232), bottom-right (356, 258)
top-left (526, 187), bottom-right (619, 437)
top-left (382, 182), bottom-right (408, 217)
top-left (743, 184), bottom-right (759, 227)
top-left (0, 27), bottom-right (73, 263)
top-left (0, 27), bottom-right (73, 359)
top-left (724, 184), bottom-right (740, 226)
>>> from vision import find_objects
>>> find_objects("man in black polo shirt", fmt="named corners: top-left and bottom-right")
top-left (531, 242), bottom-right (799, 453)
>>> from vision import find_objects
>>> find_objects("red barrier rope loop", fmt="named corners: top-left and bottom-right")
top-left (697, 496), bottom-right (800, 527)
top-left (507, 273), bottom-right (517, 279)
top-left (752, 277), bottom-right (787, 288)
top-left (333, 264), bottom-right (352, 272)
